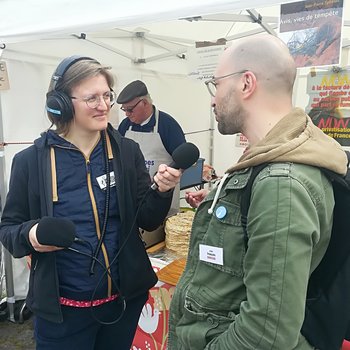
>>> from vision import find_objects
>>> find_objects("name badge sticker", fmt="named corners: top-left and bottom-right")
top-left (96, 171), bottom-right (116, 190)
top-left (199, 244), bottom-right (224, 266)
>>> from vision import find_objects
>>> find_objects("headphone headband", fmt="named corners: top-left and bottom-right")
top-left (46, 55), bottom-right (95, 121)
top-left (51, 55), bottom-right (94, 91)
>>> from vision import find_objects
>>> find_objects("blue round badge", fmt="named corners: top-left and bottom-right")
top-left (215, 206), bottom-right (227, 219)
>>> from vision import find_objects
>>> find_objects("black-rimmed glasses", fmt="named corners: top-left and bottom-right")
top-left (120, 99), bottom-right (144, 113)
top-left (70, 90), bottom-right (116, 109)
top-left (204, 70), bottom-right (248, 97)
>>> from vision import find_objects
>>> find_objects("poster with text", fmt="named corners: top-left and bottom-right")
top-left (306, 69), bottom-right (350, 146)
top-left (235, 133), bottom-right (249, 148)
top-left (187, 44), bottom-right (227, 81)
top-left (279, 0), bottom-right (344, 68)
top-left (0, 61), bottom-right (10, 90)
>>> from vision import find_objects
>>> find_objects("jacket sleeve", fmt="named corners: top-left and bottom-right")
top-left (131, 140), bottom-right (173, 231)
top-left (0, 153), bottom-right (38, 258)
top-left (120, 138), bottom-right (173, 231)
top-left (205, 171), bottom-right (333, 349)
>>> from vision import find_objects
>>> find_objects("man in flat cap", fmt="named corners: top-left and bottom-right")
top-left (117, 80), bottom-right (186, 216)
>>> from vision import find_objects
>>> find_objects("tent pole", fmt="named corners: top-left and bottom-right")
top-left (0, 93), bottom-right (16, 322)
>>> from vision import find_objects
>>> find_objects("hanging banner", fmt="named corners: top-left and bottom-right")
top-left (279, 0), bottom-right (344, 68)
top-left (306, 68), bottom-right (350, 146)
top-left (0, 61), bottom-right (10, 90)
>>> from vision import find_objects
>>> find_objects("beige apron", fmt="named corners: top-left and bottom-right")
top-left (125, 108), bottom-right (180, 216)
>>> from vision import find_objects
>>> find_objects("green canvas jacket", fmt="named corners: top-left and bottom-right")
top-left (168, 108), bottom-right (348, 349)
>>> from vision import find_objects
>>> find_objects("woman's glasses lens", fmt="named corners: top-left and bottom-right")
top-left (86, 91), bottom-right (116, 108)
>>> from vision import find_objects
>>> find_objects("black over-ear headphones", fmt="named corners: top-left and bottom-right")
top-left (46, 55), bottom-right (94, 122)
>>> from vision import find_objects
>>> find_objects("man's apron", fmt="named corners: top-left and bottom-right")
top-left (125, 108), bottom-right (180, 216)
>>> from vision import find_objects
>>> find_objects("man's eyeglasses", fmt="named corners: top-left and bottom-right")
top-left (204, 70), bottom-right (248, 97)
top-left (120, 99), bottom-right (144, 113)
top-left (70, 91), bottom-right (116, 109)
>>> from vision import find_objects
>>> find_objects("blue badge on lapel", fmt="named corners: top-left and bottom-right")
top-left (215, 206), bottom-right (227, 219)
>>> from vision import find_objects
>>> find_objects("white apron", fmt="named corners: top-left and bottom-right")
top-left (125, 108), bottom-right (180, 216)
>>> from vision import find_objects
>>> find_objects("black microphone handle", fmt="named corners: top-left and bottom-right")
top-left (150, 161), bottom-right (179, 190)
top-left (151, 182), bottom-right (159, 190)
top-left (149, 142), bottom-right (200, 190)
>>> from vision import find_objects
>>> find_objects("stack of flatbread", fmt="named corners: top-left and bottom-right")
top-left (165, 210), bottom-right (195, 258)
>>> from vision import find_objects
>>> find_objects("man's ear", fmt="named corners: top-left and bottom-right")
top-left (241, 71), bottom-right (257, 98)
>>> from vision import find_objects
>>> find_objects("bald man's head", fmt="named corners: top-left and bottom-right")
top-left (222, 34), bottom-right (296, 95)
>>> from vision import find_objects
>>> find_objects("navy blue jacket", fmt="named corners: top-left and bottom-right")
top-left (0, 124), bottom-right (172, 323)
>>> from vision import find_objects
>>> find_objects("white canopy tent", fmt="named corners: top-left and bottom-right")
top-left (0, 0), bottom-right (297, 41)
top-left (1, 0), bottom-right (349, 164)
top-left (1, 0), bottom-right (350, 320)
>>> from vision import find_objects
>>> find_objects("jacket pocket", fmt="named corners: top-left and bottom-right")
top-left (201, 198), bottom-right (245, 277)
top-left (176, 294), bottom-right (235, 349)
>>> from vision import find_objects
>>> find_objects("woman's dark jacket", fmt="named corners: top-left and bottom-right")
top-left (0, 124), bottom-right (172, 323)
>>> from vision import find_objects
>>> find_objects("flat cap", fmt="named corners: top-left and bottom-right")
top-left (117, 80), bottom-right (148, 104)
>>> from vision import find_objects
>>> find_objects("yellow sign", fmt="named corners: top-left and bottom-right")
top-left (0, 61), bottom-right (10, 90)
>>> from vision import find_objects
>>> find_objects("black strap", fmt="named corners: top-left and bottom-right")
top-left (241, 163), bottom-right (268, 249)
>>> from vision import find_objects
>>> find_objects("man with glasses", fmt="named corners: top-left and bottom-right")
top-left (168, 34), bottom-right (348, 349)
top-left (117, 80), bottom-right (186, 217)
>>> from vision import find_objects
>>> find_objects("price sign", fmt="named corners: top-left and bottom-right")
top-left (0, 61), bottom-right (10, 90)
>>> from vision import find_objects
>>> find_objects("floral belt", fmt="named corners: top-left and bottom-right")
top-left (59, 294), bottom-right (118, 308)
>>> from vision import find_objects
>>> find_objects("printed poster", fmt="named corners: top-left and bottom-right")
top-left (306, 69), bottom-right (350, 146)
top-left (0, 61), bottom-right (10, 90)
top-left (235, 133), bottom-right (249, 148)
top-left (279, 0), bottom-right (344, 68)
top-left (187, 43), bottom-right (227, 81)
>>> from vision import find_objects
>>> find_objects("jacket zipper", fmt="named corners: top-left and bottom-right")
top-left (53, 144), bottom-right (112, 297)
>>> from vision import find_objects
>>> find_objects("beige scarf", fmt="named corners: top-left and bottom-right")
top-left (227, 108), bottom-right (347, 175)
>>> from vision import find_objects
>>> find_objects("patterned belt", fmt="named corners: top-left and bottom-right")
top-left (59, 294), bottom-right (118, 308)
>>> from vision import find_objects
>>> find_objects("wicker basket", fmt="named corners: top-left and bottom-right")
top-left (165, 210), bottom-right (195, 258)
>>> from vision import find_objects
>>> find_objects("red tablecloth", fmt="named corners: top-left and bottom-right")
top-left (343, 340), bottom-right (350, 350)
top-left (132, 259), bottom-right (350, 350)
top-left (132, 281), bottom-right (174, 350)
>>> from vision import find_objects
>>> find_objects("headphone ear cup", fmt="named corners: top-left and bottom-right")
top-left (46, 90), bottom-right (74, 122)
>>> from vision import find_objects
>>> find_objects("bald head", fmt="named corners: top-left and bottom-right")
top-left (222, 34), bottom-right (296, 95)
top-left (211, 34), bottom-right (297, 143)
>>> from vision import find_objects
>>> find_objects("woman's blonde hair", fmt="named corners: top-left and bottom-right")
top-left (47, 58), bottom-right (115, 135)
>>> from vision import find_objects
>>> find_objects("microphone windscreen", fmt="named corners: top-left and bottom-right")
top-left (171, 142), bottom-right (200, 170)
top-left (36, 217), bottom-right (76, 248)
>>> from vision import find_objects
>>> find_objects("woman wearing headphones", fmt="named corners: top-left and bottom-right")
top-left (0, 56), bottom-right (181, 350)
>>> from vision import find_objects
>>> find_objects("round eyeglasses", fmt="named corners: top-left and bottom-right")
top-left (204, 70), bottom-right (248, 97)
top-left (120, 99), bottom-right (144, 113)
top-left (70, 90), bottom-right (116, 109)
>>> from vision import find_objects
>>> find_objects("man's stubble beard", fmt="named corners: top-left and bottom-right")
top-left (216, 89), bottom-right (246, 136)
